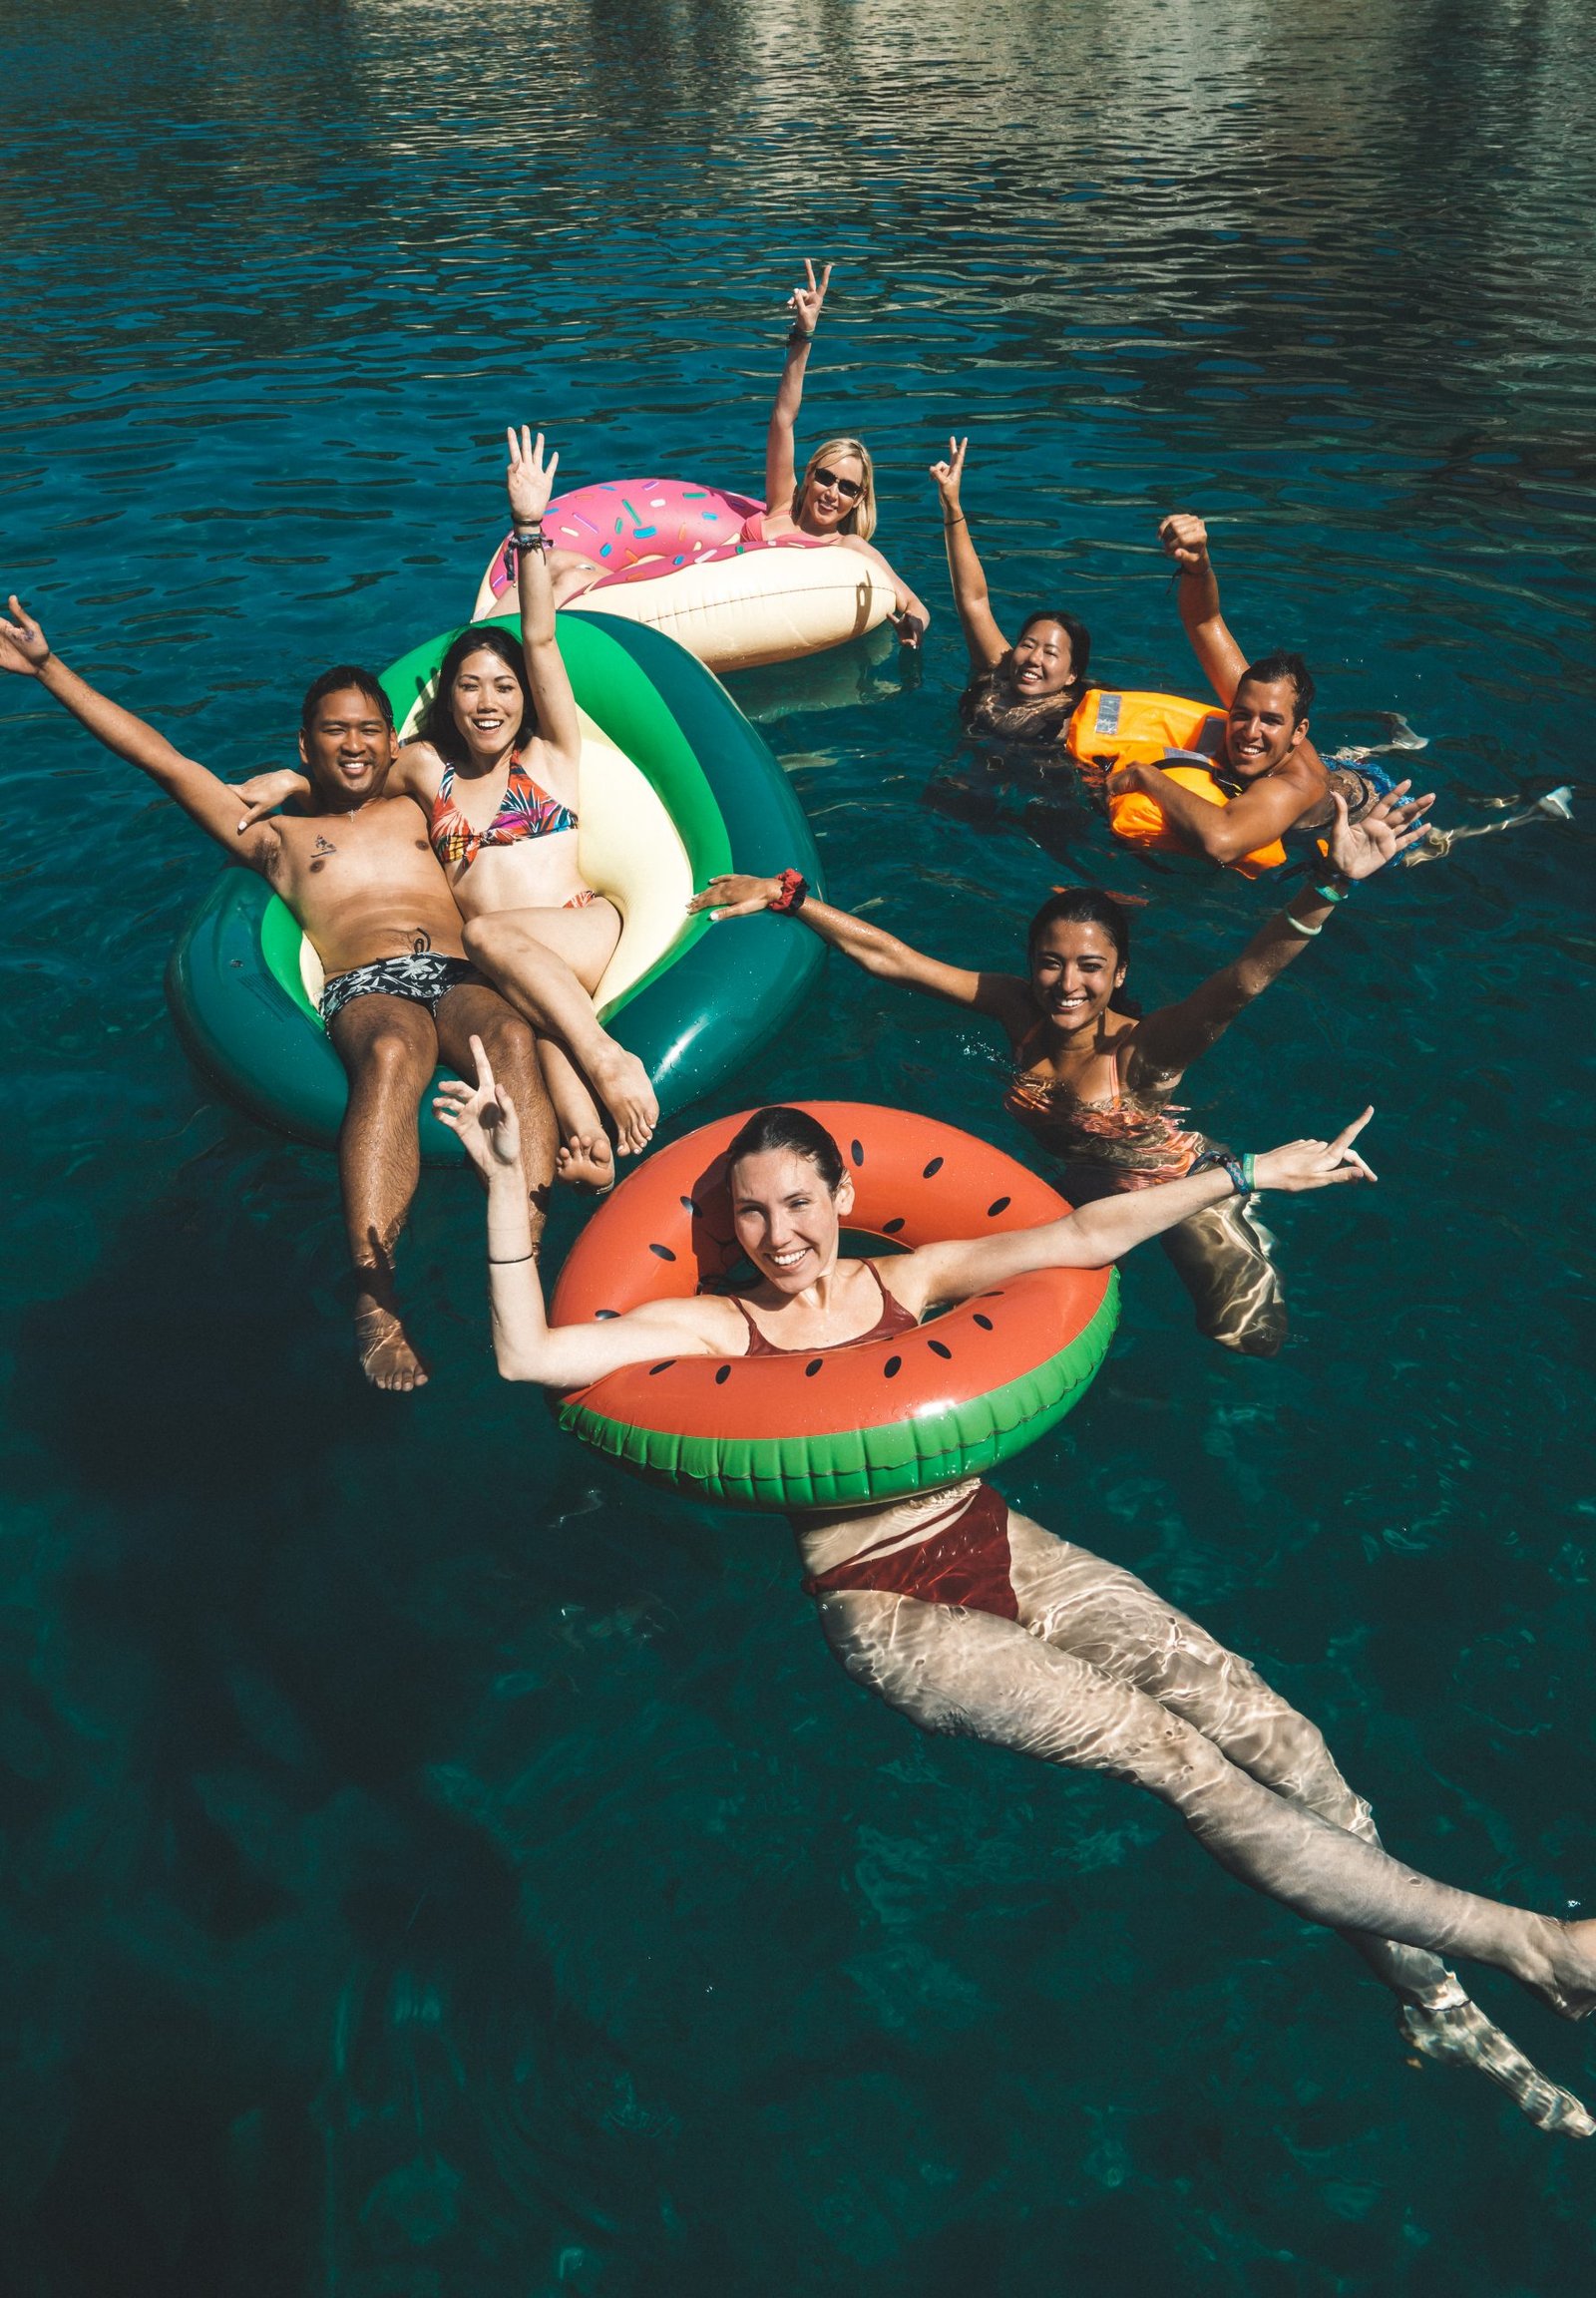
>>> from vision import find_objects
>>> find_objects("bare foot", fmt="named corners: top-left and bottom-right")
top-left (355, 1300), bottom-right (429, 1391)
top-left (589, 1041), bottom-right (658, 1157)
top-left (555, 1129), bottom-right (615, 1195)
top-left (1400, 1985), bottom-right (1595, 2138)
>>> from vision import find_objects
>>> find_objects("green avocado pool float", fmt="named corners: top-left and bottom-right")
top-left (166, 610), bottom-right (825, 1157)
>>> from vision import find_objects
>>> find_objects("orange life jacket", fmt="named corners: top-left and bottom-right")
top-left (1066, 688), bottom-right (1289, 877)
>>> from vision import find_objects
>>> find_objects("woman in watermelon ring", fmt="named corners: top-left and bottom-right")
top-left (692, 779), bottom-right (1431, 1359)
top-left (434, 1046), bottom-right (1596, 2139)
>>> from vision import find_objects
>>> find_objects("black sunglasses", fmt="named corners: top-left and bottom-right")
top-left (810, 464), bottom-right (863, 503)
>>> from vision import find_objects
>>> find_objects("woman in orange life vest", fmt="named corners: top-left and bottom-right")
top-left (690, 780), bottom-right (1432, 1359)
top-left (432, 1056), bottom-right (1596, 2141)
top-left (931, 433), bottom-right (1093, 744)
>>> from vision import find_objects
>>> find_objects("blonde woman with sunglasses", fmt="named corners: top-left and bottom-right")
top-left (745, 259), bottom-right (933, 647)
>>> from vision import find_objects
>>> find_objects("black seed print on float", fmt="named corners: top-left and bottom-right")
top-left (805, 1358), bottom-right (824, 1376)
top-left (715, 1364), bottom-right (731, 1384)
top-left (973, 1314), bottom-right (994, 1331)
top-left (929, 1340), bottom-right (952, 1359)
top-left (884, 1356), bottom-right (902, 1377)
top-left (648, 1361), bottom-right (675, 1375)
top-left (922, 1156), bottom-right (944, 1178)
top-left (851, 1139), bottom-right (864, 1166)
top-left (882, 1217), bottom-right (905, 1235)
top-left (649, 1243), bottom-right (676, 1261)
top-left (679, 1196), bottom-right (696, 1213)
top-left (987, 1196), bottom-right (1011, 1217)
top-left (596, 1309), bottom-right (619, 1320)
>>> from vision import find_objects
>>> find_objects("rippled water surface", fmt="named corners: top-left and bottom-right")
top-left (4, 1), bottom-right (1596, 2289)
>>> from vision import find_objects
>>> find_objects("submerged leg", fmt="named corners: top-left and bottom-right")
top-left (811, 1579), bottom-right (1596, 2019)
top-left (1160, 1197), bottom-right (1287, 1358)
top-left (327, 995), bottom-right (438, 1391)
top-left (1004, 1515), bottom-right (1593, 2133)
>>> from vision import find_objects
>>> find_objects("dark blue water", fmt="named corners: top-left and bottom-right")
top-left (3, 2), bottom-right (1595, 2289)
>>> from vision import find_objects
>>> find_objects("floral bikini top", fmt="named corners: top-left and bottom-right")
top-left (428, 750), bottom-right (578, 870)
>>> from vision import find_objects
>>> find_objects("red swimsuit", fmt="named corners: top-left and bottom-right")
top-left (732, 1269), bottom-right (1019, 1621)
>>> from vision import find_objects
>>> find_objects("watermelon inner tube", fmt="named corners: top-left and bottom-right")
top-left (550, 1101), bottom-right (1120, 1513)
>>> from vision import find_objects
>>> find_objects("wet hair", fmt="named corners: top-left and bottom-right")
top-left (1026, 887), bottom-right (1140, 1015)
top-left (416, 624), bottom-right (538, 763)
top-left (959, 609), bottom-right (1093, 746)
top-left (1237, 650), bottom-right (1315, 724)
top-left (796, 437), bottom-right (877, 541)
top-left (299, 664), bottom-right (393, 735)
top-left (725, 1105), bottom-right (847, 1194)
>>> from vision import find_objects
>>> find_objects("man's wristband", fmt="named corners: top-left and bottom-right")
top-left (768, 869), bottom-right (808, 915)
top-left (1310, 874), bottom-right (1352, 903)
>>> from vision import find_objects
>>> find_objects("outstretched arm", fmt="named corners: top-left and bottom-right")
top-left (0, 596), bottom-right (279, 869)
top-left (1160, 514), bottom-right (1249, 705)
top-left (909, 1112), bottom-right (1377, 1306)
top-left (840, 535), bottom-right (932, 647)
top-left (688, 872), bottom-right (1032, 1032)
top-left (764, 258), bottom-right (831, 517)
top-left (1125, 782), bottom-right (1435, 1083)
top-left (507, 428), bottom-right (582, 773)
top-left (930, 436), bottom-right (1008, 672)
top-left (435, 1039), bottom-right (721, 1383)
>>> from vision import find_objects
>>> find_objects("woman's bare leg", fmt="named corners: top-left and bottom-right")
top-left (1003, 1513), bottom-right (1592, 2132)
top-left (811, 1580), bottom-right (1596, 2014)
top-left (537, 1036), bottom-right (614, 1194)
top-left (461, 902), bottom-right (658, 1155)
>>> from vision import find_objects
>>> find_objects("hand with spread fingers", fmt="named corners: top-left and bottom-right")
top-left (433, 1034), bottom-right (525, 1179)
top-left (507, 427), bottom-right (559, 528)
top-left (1253, 1108), bottom-right (1377, 1192)
top-left (1327, 781), bottom-right (1436, 877)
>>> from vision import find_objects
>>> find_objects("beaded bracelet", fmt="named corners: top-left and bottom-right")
top-left (768, 869), bottom-right (808, 915)
top-left (509, 527), bottom-right (548, 557)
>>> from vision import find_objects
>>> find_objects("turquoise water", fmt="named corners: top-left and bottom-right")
top-left (4, 0), bottom-right (1595, 2287)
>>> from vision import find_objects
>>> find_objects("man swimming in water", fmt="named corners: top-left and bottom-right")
top-left (1103, 514), bottom-right (1335, 865)
top-left (0, 597), bottom-right (556, 1392)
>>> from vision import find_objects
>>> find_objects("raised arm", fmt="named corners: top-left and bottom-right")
top-left (506, 428), bottom-right (582, 771)
top-left (1125, 784), bottom-right (1434, 1083)
top-left (930, 436), bottom-right (1008, 672)
top-left (0, 596), bottom-right (279, 870)
top-left (907, 1112), bottom-right (1377, 1307)
top-left (434, 1039), bottom-right (725, 1384)
top-left (688, 872), bottom-right (1032, 1031)
top-left (764, 258), bottom-right (831, 517)
top-left (1159, 514), bottom-right (1249, 705)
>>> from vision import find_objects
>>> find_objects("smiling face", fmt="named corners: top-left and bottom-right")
top-left (298, 686), bottom-right (398, 805)
top-left (1225, 674), bottom-right (1308, 780)
top-left (730, 1147), bottom-right (856, 1293)
top-left (1028, 918), bottom-right (1126, 1036)
top-left (799, 450), bottom-right (867, 534)
top-left (1006, 618), bottom-right (1077, 700)
top-left (449, 645), bottom-right (526, 759)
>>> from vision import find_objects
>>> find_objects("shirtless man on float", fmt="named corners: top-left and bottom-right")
top-left (0, 598), bottom-right (555, 1392)
top-left (1104, 513), bottom-right (1336, 866)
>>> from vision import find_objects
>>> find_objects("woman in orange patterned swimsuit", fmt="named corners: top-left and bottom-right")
top-left (692, 775), bottom-right (1431, 1355)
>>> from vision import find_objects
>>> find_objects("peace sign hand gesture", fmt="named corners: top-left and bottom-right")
top-left (930, 435), bottom-right (969, 512)
top-left (787, 258), bottom-right (833, 339)
top-left (433, 1034), bottom-right (524, 1179)
top-left (1253, 1108), bottom-right (1377, 1192)
top-left (507, 428), bottom-right (559, 528)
